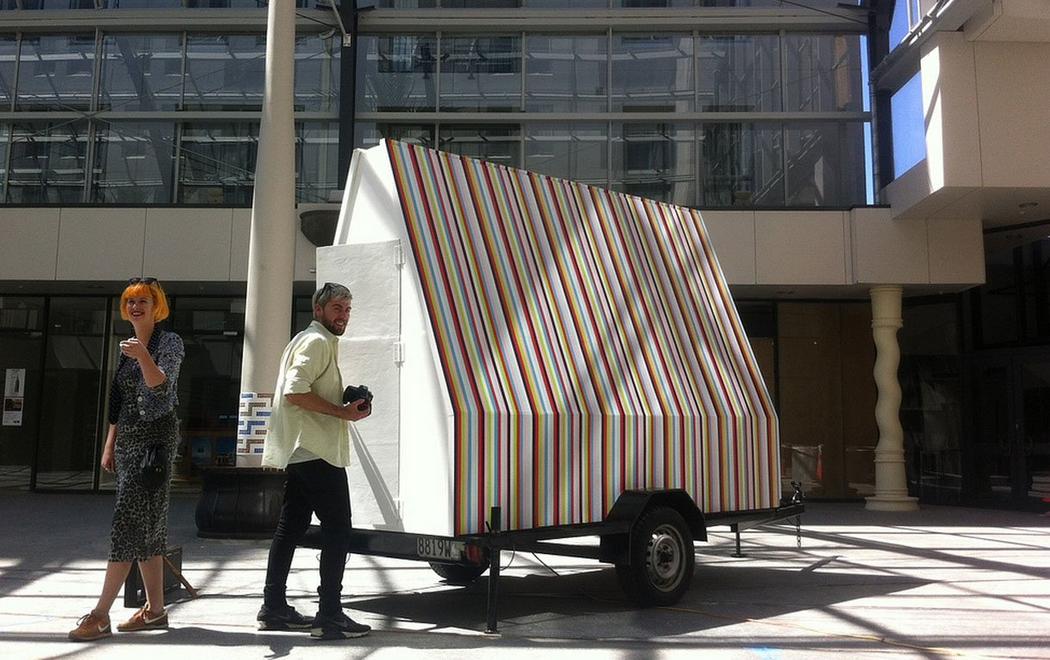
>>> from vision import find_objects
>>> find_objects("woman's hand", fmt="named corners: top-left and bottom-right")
top-left (120, 337), bottom-right (150, 362)
top-left (101, 443), bottom-right (116, 473)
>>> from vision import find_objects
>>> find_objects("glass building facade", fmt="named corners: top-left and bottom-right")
top-left (0, 22), bottom-right (340, 204)
top-left (0, 1), bottom-right (880, 496)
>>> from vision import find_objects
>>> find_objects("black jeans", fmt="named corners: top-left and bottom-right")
top-left (263, 458), bottom-right (352, 616)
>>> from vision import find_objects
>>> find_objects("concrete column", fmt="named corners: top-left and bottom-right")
top-left (236, 0), bottom-right (296, 467)
top-left (866, 286), bottom-right (919, 511)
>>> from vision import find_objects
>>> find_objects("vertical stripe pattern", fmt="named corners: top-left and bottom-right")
top-left (386, 140), bottom-right (780, 535)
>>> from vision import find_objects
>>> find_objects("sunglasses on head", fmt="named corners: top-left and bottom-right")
top-left (127, 277), bottom-right (158, 285)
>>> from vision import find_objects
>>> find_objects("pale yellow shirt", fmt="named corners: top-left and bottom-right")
top-left (262, 320), bottom-right (350, 469)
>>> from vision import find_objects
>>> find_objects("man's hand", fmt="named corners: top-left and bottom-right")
top-left (342, 400), bottom-right (372, 422)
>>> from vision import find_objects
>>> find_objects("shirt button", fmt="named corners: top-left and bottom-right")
top-left (137, 396), bottom-right (143, 402)
top-left (139, 410), bottom-right (145, 416)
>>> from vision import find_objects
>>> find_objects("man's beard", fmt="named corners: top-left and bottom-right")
top-left (320, 318), bottom-right (345, 336)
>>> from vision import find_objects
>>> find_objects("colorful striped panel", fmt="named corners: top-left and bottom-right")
top-left (386, 140), bottom-right (780, 535)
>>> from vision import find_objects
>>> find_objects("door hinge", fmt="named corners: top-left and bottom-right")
top-left (393, 342), bottom-right (405, 365)
top-left (394, 242), bottom-right (404, 267)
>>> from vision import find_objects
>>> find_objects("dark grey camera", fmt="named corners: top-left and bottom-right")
top-left (342, 384), bottom-right (373, 411)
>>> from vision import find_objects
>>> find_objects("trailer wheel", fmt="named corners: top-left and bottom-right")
top-left (616, 506), bottom-right (694, 607)
top-left (429, 560), bottom-right (489, 585)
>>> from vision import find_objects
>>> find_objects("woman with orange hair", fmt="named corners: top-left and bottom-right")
top-left (69, 277), bottom-right (184, 642)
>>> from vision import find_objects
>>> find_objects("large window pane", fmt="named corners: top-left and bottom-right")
top-left (7, 121), bottom-right (89, 203)
top-left (355, 122), bottom-right (436, 150)
top-left (785, 121), bottom-right (865, 207)
top-left (612, 34), bottom-right (692, 112)
top-left (91, 121), bottom-right (175, 203)
top-left (34, 297), bottom-right (107, 491)
top-left (443, 0), bottom-right (520, 6)
top-left (178, 122), bottom-right (258, 204)
top-left (16, 34), bottom-right (96, 111)
top-left (891, 72), bottom-right (925, 178)
top-left (439, 124), bottom-right (520, 168)
top-left (611, 122), bottom-right (694, 205)
top-left (0, 296), bottom-right (44, 491)
top-left (297, 121), bottom-right (339, 203)
top-left (106, 1), bottom-right (183, 7)
top-left (529, 0), bottom-right (608, 6)
top-left (440, 36), bottom-right (522, 112)
top-left (784, 34), bottom-right (864, 112)
top-left (167, 296), bottom-right (243, 480)
top-left (526, 35), bottom-right (607, 113)
top-left (100, 33), bottom-right (183, 112)
top-left (525, 122), bottom-right (607, 186)
top-left (184, 34), bottom-right (265, 111)
top-left (0, 36), bottom-right (16, 111)
top-left (359, 34), bottom-right (436, 112)
top-left (374, 0), bottom-right (437, 7)
top-left (295, 33), bottom-right (340, 113)
top-left (700, 122), bottom-right (783, 207)
top-left (21, 0), bottom-right (96, 7)
top-left (698, 34), bottom-right (780, 112)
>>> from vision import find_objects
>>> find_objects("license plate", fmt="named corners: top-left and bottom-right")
top-left (416, 536), bottom-right (464, 562)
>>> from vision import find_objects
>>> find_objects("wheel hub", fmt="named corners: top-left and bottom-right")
top-left (646, 524), bottom-right (684, 591)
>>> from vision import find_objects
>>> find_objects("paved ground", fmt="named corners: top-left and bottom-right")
top-left (1, 491), bottom-right (1048, 659)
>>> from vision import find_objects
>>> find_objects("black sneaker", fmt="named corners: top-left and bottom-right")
top-left (310, 611), bottom-right (371, 640)
top-left (257, 604), bottom-right (314, 631)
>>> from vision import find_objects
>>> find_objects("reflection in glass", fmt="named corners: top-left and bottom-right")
top-left (611, 122), bottom-right (694, 205)
top-left (0, 296), bottom-right (45, 491)
top-left (440, 124), bottom-right (521, 168)
top-left (891, 72), bottom-right (924, 179)
top-left (530, 0), bottom-right (608, 6)
top-left (697, 34), bottom-right (780, 112)
top-left (374, 0), bottom-right (438, 6)
top-left (295, 33), bottom-right (340, 113)
top-left (441, 36), bottom-right (522, 112)
top-left (35, 297), bottom-right (107, 491)
top-left (526, 35), bottom-right (607, 113)
top-left (91, 121), bottom-right (176, 203)
top-left (296, 121), bottom-right (339, 203)
top-left (178, 122), bottom-right (258, 204)
top-left (184, 34), bottom-right (265, 111)
top-left (355, 122), bottom-right (436, 150)
top-left (359, 34), bottom-right (436, 112)
top-left (7, 121), bottom-right (89, 203)
top-left (167, 296), bottom-right (244, 479)
top-left (612, 34), bottom-right (692, 112)
top-left (784, 34), bottom-right (864, 112)
top-left (0, 36), bottom-right (16, 111)
top-left (100, 33), bottom-right (183, 112)
top-left (700, 122), bottom-right (783, 207)
top-left (785, 121), bottom-right (865, 207)
top-left (525, 123), bottom-right (607, 186)
top-left (16, 34), bottom-right (96, 111)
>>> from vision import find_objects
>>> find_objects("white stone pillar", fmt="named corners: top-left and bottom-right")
top-left (236, 0), bottom-right (296, 467)
top-left (866, 286), bottom-right (919, 511)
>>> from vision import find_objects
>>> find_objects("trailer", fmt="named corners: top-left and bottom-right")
top-left (307, 140), bottom-right (801, 632)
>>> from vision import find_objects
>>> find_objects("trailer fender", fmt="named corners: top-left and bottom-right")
top-left (599, 489), bottom-right (706, 563)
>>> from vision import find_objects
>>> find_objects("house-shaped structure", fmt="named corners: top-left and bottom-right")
top-left (318, 140), bottom-right (780, 537)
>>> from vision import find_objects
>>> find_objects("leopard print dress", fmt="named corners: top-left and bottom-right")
top-left (108, 330), bottom-right (184, 563)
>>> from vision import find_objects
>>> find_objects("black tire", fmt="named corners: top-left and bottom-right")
top-left (429, 560), bottom-right (490, 585)
top-left (616, 506), bottom-right (695, 607)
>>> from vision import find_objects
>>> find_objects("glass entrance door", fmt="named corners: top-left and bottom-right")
top-left (970, 352), bottom-right (1050, 509)
top-left (1019, 358), bottom-right (1050, 506)
top-left (33, 297), bottom-right (110, 490)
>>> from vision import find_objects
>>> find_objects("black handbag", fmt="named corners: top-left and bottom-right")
top-left (139, 443), bottom-right (168, 491)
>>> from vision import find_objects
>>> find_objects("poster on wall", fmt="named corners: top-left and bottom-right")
top-left (3, 368), bottom-right (25, 427)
